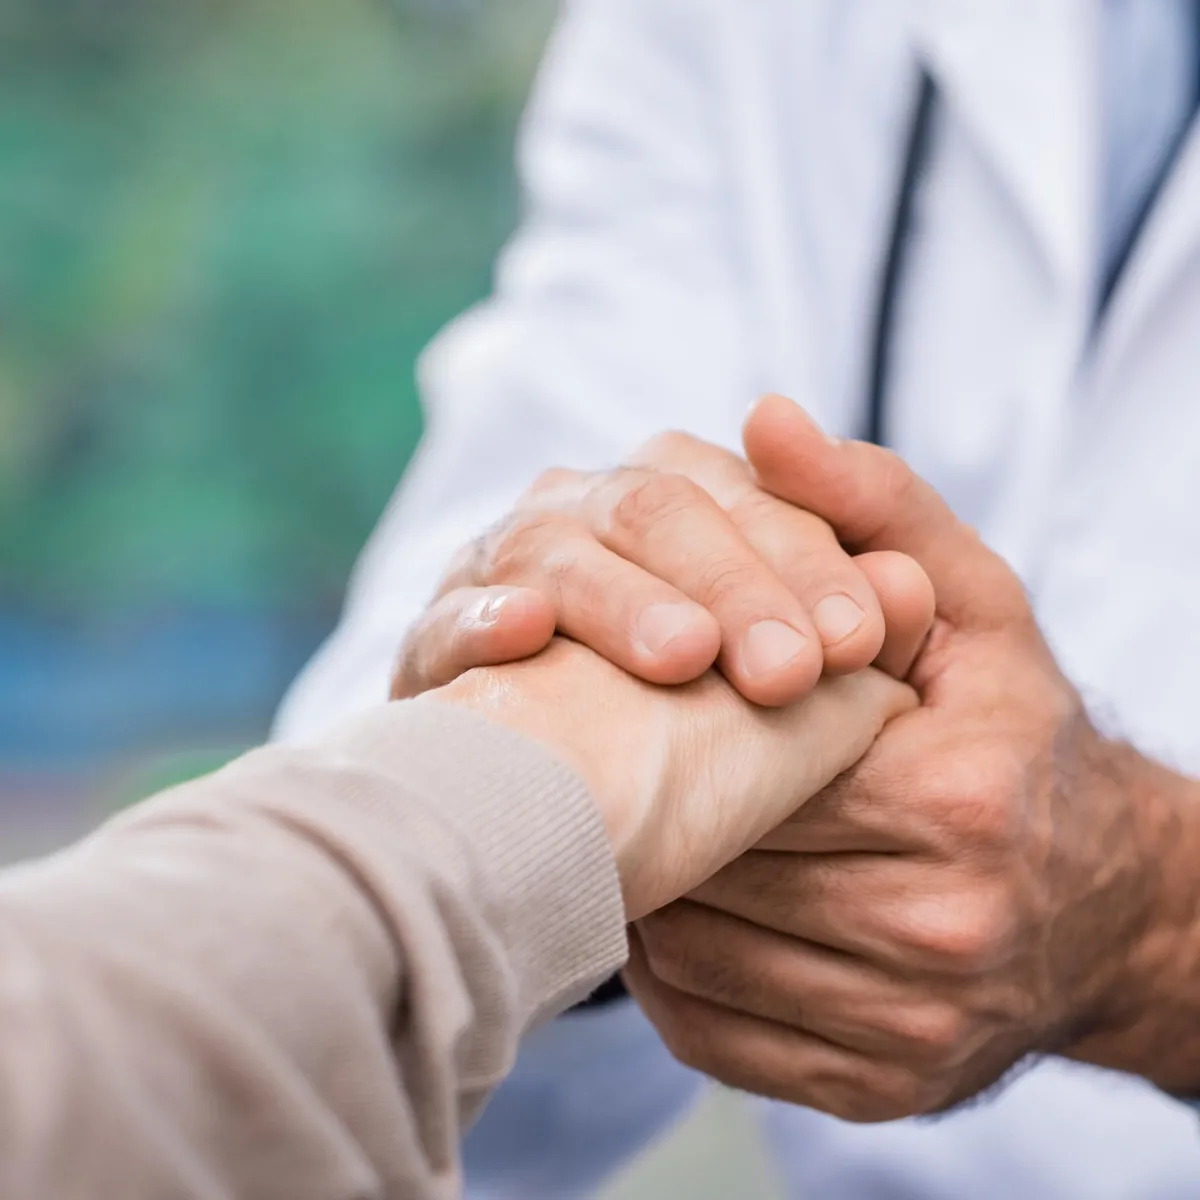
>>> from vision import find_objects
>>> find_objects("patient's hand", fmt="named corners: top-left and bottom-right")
top-left (432, 637), bottom-right (914, 921)
top-left (393, 429), bottom-right (934, 705)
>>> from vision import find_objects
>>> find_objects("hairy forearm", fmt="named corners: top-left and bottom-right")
top-left (1062, 739), bottom-right (1200, 1094)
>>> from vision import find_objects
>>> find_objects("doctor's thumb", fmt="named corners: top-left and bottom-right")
top-left (742, 393), bottom-right (1024, 631)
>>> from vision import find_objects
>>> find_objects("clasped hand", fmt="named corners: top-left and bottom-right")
top-left (409, 395), bottom-right (1172, 1119)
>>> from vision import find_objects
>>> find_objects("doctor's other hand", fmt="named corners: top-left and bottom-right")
top-left (392, 432), bottom-right (936, 708)
top-left (429, 637), bottom-right (914, 922)
top-left (624, 394), bottom-right (1200, 1117)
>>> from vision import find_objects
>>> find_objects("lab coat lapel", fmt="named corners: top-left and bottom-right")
top-left (908, 0), bottom-right (1096, 299)
top-left (1094, 122), bottom-right (1200, 379)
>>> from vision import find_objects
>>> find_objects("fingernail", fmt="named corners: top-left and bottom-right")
top-left (465, 592), bottom-right (508, 627)
top-left (813, 594), bottom-right (866, 644)
top-left (637, 603), bottom-right (703, 656)
top-left (741, 619), bottom-right (810, 677)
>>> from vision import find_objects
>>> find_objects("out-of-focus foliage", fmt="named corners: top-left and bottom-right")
top-left (0, 0), bottom-right (553, 615)
top-left (0, 0), bottom-right (553, 774)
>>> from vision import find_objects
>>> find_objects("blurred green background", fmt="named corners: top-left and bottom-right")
top-left (0, 9), bottom-right (784, 1192)
top-left (0, 0), bottom-right (554, 808)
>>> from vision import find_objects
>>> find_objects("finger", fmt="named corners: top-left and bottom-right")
top-left (690, 847), bottom-right (1001, 980)
top-left (625, 668), bottom-right (916, 916)
top-left (628, 433), bottom-right (887, 674)
top-left (754, 705), bottom-right (953, 854)
top-left (687, 849), bottom-right (921, 962)
top-left (753, 755), bottom-right (911, 855)
top-left (716, 670), bottom-right (917, 850)
top-left (636, 902), bottom-right (873, 1043)
top-left (725, 495), bottom-right (886, 673)
top-left (852, 551), bottom-right (935, 677)
top-left (742, 394), bottom-right (1027, 631)
top-left (391, 586), bottom-right (556, 699)
top-left (437, 517), bottom-right (722, 686)
top-left (636, 902), bottom-right (967, 1064)
top-left (580, 467), bottom-right (827, 705)
top-left (624, 930), bottom-right (929, 1122)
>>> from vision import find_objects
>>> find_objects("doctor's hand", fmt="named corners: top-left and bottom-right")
top-left (625, 394), bottom-right (1200, 1116)
top-left (392, 433), bottom-right (934, 708)
top-left (431, 637), bottom-right (914, 922)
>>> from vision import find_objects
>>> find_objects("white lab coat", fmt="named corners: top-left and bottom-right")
top-left (276, 1), bottom-right (1200, 1195)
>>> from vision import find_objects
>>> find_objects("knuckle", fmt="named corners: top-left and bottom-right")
top-left (603, 469), bottom-right (706, 540)
top-left (634, 429), bottom-right (707, 465)
top-left (694, 857), bottom-right (804, 933)
top-left (877, 448), bottom-right (920, 512)
top-left (659, 1030), bottom-right (784, 1103)
top-left (639, 912), bottom-right (728, 999)
top-left (477, 511), bottom-right (567, 583)
top-left (726, 489), bottom-right (803, 548)
top-left (924, 747), bottom-right (1022, 850)
top-left (847, 1069), bottom-right (938, 1123)
top-left (563, 559), bottom-right (626, 619)
top-left (712, 1059), bottom-right (791, 1104)
top-left (389, 611), bottom-right (444, 699)
top-left (803, 1066), bottom-right (887, 1123)
top-left (895, 892), bottom-right (1016, 973)
top-left (653, 1007), bottom-right (717, 1075)
top-left (437, 537), bottom-right (485, 591)
top-left (523, 465), bottom-right (580, 500)
top-left (389, 642), bottom-right (420, 700)
top-left (694, 558), bottom-right (769, 606)
top-left (890, 1002), bottom-right (972, 1062)
top-left (815, 1063), bottom-right (937, 1124)
top-left (724, 856), bottom-right (794, 914)
top-left (637, 912), bottom-right (690, 980)
top-left (1049, 682), bottom-right (1085, 728)
top-left (633, 430), bottom-right (751, 483)
top-left (731, 486), bottom-right (823, 538)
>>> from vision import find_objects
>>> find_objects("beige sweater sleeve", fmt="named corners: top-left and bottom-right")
top-left (0, 700), bottom-right (628, 1200)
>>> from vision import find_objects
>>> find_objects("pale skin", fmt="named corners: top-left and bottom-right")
top-left (434, 640), bottom-right (916, 922)
top-left (421, 431), bottom-right (937, 920)
top-left (399, 393), bottom-right (1200, 1113)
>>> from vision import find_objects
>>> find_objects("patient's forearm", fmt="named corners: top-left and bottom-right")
top-left (0, 700), bottom-right (626, 1200)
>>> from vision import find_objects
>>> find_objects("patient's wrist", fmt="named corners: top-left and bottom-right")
top-left (430, 653), bottom-right (655, 904)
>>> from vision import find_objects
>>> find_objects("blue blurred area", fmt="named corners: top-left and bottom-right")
top-left (0, 0), bottom-right (553, 805)
top-left (0, 608), bottom-right (325, 769)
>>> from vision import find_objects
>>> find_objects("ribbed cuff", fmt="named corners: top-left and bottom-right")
top-left (316, 699), bottom-right (629, 1031)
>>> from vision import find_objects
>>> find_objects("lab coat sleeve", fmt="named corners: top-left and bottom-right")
top-left (273, 0), bottom-right (745, 1191)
